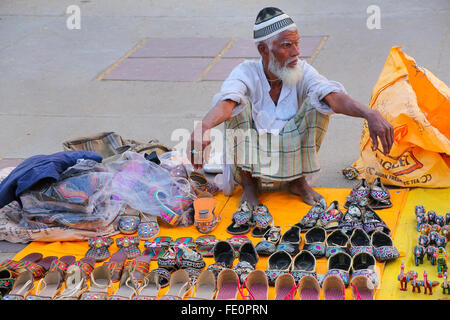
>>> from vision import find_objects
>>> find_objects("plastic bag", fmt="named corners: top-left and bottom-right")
top-left (19, 159), bottom-right (125, 232)
top-left (353, 47), bottom-right (450, 188)
top-left (106, 151), bottom-right (196, 226)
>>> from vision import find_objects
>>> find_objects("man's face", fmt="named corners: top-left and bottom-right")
top-left (264, 29), bottom-right (303, 86)
top-left (270, 29), bottom-right (300, 68)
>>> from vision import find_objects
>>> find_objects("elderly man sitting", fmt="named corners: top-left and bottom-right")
top-left (189, 7), bottom-right (393, 235)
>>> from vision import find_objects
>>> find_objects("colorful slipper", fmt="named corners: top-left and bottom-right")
top-left (22, 256), bottom-right (58, 279)
top-left (303, 227), bottom-right (327, 258)
top-left (251, 204), bottom-right (273, 237)
top-left (116, 236), bottom-right (141, 259)
top-left (151, 268), bottom-right (171, 288)
top-left (344, 178), bottom-right (370, 209)
top-left (188, 269), bottom-right (216, 300)
top-left (317, 200), bottom-right (343, 231)
top-left (276, 225), bottom-right (302, 256)
top-left (369, 177), bottom-right (392, 209)
top-left (323, 274), bottom-right (345, 300)
top-left (85, 237), bottom-right (114, 262)
top-left (48, 255), bottom-right (76, 275)
top-left (371, 231), bottom-right (400, 262)
top-left (143, 236), bottom-right (172, 260)
top-left (322, 252), bottom-right (352, 287)
top-left (26, 270), bottom-right (63, 300)
top-left (295, 198), bottom-right (327, 231)
top-left (103, 251), bottom-right (127, 282)
top-left (265, 250), bottom-right (293, 286)
top-left (274, 273), bottom-right (297, 300)
top-left (72, 257), bottom-right (95, 279)
top-left (54, 264), bottom-right (88, 300)
top-left (156, 246), bottom-right (179, 271)
top-left (207, 241), bottom-right (235, 278)
top-left (351, 252), bottom-right (379, 288)
top-left (179, 246), bottom-right (206, 270)
top-left (297, 274), bottom-right (320, 300)
top-left (215, 269), bottom-right (239, 300)
top-left (160, 269), bottom-right (192, 300)
top-left (107, 269), bottom-right (140, 300)
top-left (349, 228), bottom-right (373, 256)
top-left (126, 254), bottom-right (151, 282)
top-left (172, 236), bottom-right (196, 249)
top-left (362, 206), bottom-right (391, 235)
top-left (325, 229), bottom-right (350, 258)
top-left (255, 225), bottom-right (282, 256)
top-left (195, 235), bottom-right (218, 257)
top-left (80, 265), bottom-right (114, 300)
top-left (194, 195), bottom-right (220, 234)
top-left (137, 213), bottom-right (160, 241)
top-left (291, 250), bottom-right (317, 283)
top-left (226, 201), bottom-right (253, 235)
top-left (350, 275), bottom-right (375, 300)
top-left (226, 235), bottom-right (252, 258)
top-left (133, 270), bottom-right (161, 300)
top-left (1, 270), bottom-right (34, 300)
top-left (338, 203), bottom-right (365, 236)
top-left (234, 241), bottom-right (258, 284)
top-left (242, 269), bottom-right (268, 300)
top-left (0, 269), bottom-right (14, 299)
top-left (118, 208), bottom-right (140, 234)
top-left (0, 252), bottom-right (43, 277)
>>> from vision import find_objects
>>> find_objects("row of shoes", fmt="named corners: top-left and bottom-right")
top-left (297, 199), bottom-right (391, 237)
top-left (253, 223), bottom-right (399, 263)
top-left (265, 250), bottom-right (378, 300)
top-left (0, 254), bottom-right (96, 300)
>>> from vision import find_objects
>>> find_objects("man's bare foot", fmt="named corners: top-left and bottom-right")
top-left (289, 176), bottom-right (324, 205)
top-left (238, 168), bottom-right (260, 208)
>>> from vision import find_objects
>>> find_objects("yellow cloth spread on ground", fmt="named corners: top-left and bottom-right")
top-left (13, 186), bottom-right (409, 300)
top-left (377, 188), bottom-right (450, 300)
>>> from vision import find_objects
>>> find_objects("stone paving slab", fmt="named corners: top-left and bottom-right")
top-left (102, 57), bottom-right (213, 81)
top-left (129, 37), bottom-right (231, 58)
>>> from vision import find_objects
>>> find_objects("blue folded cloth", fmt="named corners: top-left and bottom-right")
top-left (0, 150), bottom-right (102, 208)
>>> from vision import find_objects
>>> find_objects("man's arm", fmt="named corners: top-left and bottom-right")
top-left (188, 99), bottom-right (237, 169)
top-left (323, 91), bottom-right (394, 155)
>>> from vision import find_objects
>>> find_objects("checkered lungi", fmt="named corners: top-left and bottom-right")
top-left (224, 97), bottom-right (330, 192)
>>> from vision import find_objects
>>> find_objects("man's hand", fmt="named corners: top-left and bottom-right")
top-left (187, 121), bottom-right (211, 170)
top-left (366, 109), bottom-right (394, 155)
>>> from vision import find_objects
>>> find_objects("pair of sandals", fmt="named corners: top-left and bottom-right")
top-left (255, 225), bottom-right (302, 257)
top-left (2, 255), bottom-right (84, 300)
top-left (206, 240), bottom-right (258, 284)
top-left (303, 228), bottom-right (351, 259)
top-left (345, 178), bottom-right (392, 210)
top-left (227, 201), bottom-right (273, 237)
top-left (265, 250), bottom-right (317, 286)
top-left (296, 199), bottom-right (344, 232)
top-left (118, 208), bottom-right (160, 241)
top-left (338, 203), bottom-right (391, 236)
top-left (320, 251), bottom-right (378, 300)
top-left (214, 268), bottom-right (269, 300)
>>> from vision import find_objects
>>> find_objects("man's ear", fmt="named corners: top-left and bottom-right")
top-left (257, 42), bottom-right (269, 59)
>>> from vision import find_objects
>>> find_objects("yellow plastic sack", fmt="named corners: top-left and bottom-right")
top-left (353, 46), bottom-right (450, 188)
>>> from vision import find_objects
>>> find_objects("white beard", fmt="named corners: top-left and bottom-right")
top-left (268, 51), bottom-right (303, 86)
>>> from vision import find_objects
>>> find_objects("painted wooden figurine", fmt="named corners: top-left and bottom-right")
top-left (413, 245), bottom-right (425, 266)
top-left (422, 270), bottom-right (433, 295)
top-left (409, 270), bottom-right (420, 293)
top-left (398, 261), bottom-right (409, 291)
top-left (435, 247), bottom-right (448, 278)
top-left (442, 272), bottom-right (449, 295)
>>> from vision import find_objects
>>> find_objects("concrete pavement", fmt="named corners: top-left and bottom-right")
top-left (0, 0), bottom-right (449, 256)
